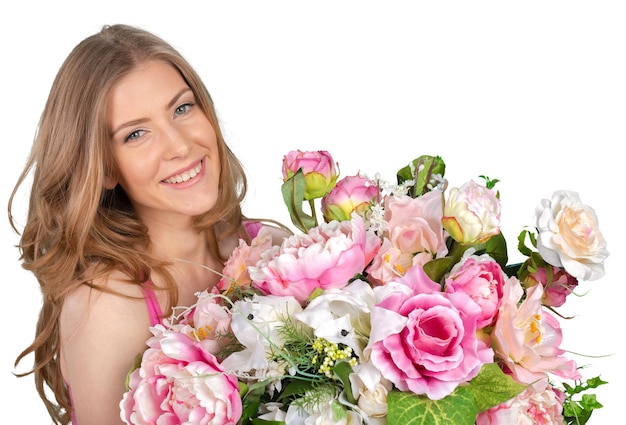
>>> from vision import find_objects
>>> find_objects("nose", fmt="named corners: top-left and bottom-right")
top-left (161, 125), bottom-right (192, 159)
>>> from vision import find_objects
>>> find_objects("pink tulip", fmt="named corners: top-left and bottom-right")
top-left (282, 150), bottom-right (338, 200)
top-left (321, 174), bottom-right (381, 222)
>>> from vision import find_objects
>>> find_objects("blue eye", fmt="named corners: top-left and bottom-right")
top-left (174, 102), bottom-right (194, 116)
top-left (124, 129), bottom-right (145, 143)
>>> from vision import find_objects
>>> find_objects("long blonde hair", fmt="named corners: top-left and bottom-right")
top-left (8, 24), bottom-right (247, 424)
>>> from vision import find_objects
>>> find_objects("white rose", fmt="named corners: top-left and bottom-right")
top-left (534, 190), bottom-right (609, 281)
top-left (349, 361), bottom-right (392, 419)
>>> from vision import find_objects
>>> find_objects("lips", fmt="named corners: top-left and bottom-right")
top-left (162, 159), bottom-right (203, 184)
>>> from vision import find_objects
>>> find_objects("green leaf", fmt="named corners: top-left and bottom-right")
top-left (332, 361), bottom-right (356, 404)
top-left (124, 352), bottom-right (143, 390)
top-left (276, 378), bottom-right (318, 402)
top-left (483, 232), bottom-right (508, 269)
top-left (397, 155), bottom-right (446, 198)
top-left (281, 170), bottom-right (317, 233)
top-left (467, 363), bottom-right (526, 412)
top-left (423, 257), bottom-right (456, 284)
top-left (388, 386), bottom-right (477, 425)
top-left (250, 419), bottom-right (285, 425)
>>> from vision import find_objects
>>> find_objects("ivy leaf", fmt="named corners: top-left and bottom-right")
top-left (387, 386), bottom-right (477, 425)
top-left (468, 363), bottom-right (527, 412)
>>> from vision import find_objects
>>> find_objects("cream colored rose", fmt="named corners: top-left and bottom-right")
top-left (534, 190), bottom-right (609, 281)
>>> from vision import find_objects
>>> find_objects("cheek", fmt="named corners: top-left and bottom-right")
top-left (113, 149), bottom-right (159, 193)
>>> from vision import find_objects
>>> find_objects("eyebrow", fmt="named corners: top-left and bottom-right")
top-left (110, 87), bottom-right (193, 137)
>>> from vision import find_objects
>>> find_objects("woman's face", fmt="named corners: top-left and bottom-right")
top-left (107, 60), bottom-right (221, 225)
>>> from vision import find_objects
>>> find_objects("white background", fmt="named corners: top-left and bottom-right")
top-left (1, 1), bottom-right (623, 423)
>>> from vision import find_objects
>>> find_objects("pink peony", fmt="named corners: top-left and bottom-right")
top-left (366, 266), bottom-right (493, 400)
top-left (476, 386), bottom-right (565, 425)
top-left (491, 277), bottom-right (581, 389)
top-left (120, 325), bottom-right (242, 425)
top-left (249, 214), bottom-right (381, 303)
top-left (444, 250), bottom-right (506, 328)
top-left (282, 150), bottom-right (338, 200)
top-left (321, 173), bottom-right (382, 222)
top-left (366, 192), bottom-right (447, 285)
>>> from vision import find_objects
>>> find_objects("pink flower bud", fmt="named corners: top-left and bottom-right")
top-left (282, 150), bottom-right (338, 200)
top-left (321, 174), bottom-right (381, 222)
top-left (523, 265), bottom-right (578, 307)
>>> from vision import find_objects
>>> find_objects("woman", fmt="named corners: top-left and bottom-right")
top-left (9, 24), bottom-right (290, 425)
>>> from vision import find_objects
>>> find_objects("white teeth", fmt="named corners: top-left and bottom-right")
top-left (163, 161), bottom-right (202, 184)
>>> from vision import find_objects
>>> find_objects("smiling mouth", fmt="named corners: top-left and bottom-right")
top-left (162, 159), bottom-right (203, 184)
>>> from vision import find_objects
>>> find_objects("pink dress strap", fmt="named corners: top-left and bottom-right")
top-left (142, 282), bottom-right (163, 326)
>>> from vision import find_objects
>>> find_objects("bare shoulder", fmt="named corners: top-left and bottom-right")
top-left (60, 271), bottom-right (153, 424)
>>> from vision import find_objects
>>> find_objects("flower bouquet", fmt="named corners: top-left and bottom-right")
top-left (120, 150), bottom-right (609, 424)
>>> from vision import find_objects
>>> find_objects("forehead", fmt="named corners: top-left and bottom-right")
top-left (107, 61), bottom-right (189, 125)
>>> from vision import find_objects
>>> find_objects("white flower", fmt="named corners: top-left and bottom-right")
top-left (294, 279), bottom-right (374, 358)
top-left (534, 190), bottom-right (609, 281)
top-left (257, 402), bottom-right (288, 421)
top-left (221, 294), bottom-right (302, 374)
top-left (349, 361), bottom-right (392, 419)
top-left (285, 398), bottom-right (365, 425)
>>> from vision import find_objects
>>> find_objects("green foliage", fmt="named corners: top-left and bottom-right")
top-left (482, 232), bottom-right (508, 269)
top-left (423, 232), bottom-right (508, 284)
top-left (479, 175), bottom-right (500, 191)
top-left (388, 386), bottom-right (477, 425)
top-left (468, 363), bottom-right (526, 412)
top-left (397, 155), bottom-right (446, 198)
top-left (562, 376), bottom-right (608, 425)
top-left (281, 169), bottom-right (318, 233)
top-left (386, 364), bottom-right (526, 424)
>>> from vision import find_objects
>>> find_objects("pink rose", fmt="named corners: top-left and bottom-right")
top-left (321, 173), bottom-right (381, 222)
top-left (444, 251), bottom-right (506, 328)
top-left (491, 277), bottom-right (581, 389)
top-left (366, 192), bottom-right (447, 285)
top-left (523, 265), bottom-right (578, 307)
top-left (366, 266), bottom-right (493, 400)
top-left (282, 150), bottom-right (338, 200)
top-left (442, 180), bottom-right (501, 244)
top-left (476, 386), bottom-right (565, 425)
top-left (120, 325), bottom-right (242, 425)
top-left (249, 215), bottom-right (381, 302)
